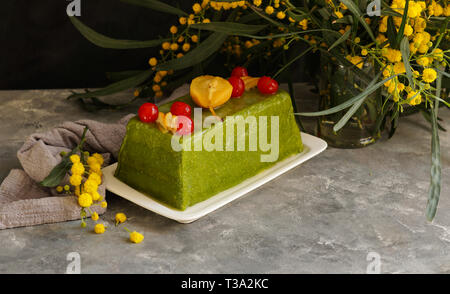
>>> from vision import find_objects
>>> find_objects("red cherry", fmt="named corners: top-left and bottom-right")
top-left (228, 76), bottom-right (245, 98)
top-left (257, 76), bottom-right (279, 95)
top-left (170, 101), bottom-right (192, 117)
top-left (138, 103), bottom-right (159, 123)
top-left (231, 66), bottom-right (248, 78)
top-left (176, 116), bottom-right (194, 135)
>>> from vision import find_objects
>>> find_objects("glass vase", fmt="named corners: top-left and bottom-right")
top-left (317, 55), bottom-right (383, 148)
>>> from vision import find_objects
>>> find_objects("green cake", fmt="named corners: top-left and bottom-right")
top-left (114, 88), bottom-right (303, 210)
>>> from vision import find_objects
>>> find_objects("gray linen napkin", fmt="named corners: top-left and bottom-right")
top-left (0, 114), bottom-right (135, 229)
top-left (0, 85), bottom-right (190, 230)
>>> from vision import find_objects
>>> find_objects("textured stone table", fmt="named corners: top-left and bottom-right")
top-left (0, 87), bottom-right (449, 274)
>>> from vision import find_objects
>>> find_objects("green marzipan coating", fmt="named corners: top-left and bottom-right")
top-left (115, 89), bottom-right (303, 210)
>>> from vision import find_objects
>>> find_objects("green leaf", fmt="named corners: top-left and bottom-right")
top-left (69, 17), bottom-right (169, 49)
top-left (400, 37), bottom-right (414, 86)
top-left (120, 0), bottom-right (187, 16)
top-left (273, 47), bottom-right (313, 78)
top-left (68, 70), bottom-right (153, 100)
top-left (420, 109), bottom-right (446, 132)
top-left (296, 71), bottom-right (397, 117)
top-left (426, 109), bottom-right (441, 220)
top-left (426, 71), bottom-right (443, 221)
top-left (40, 154), bottom-right (74, 187)
top-left (328, 29), bottom-right (351, 52)
top-left (190, 22), bottom-right (267, 35)
top-left (249, 4), bottom-right (287, 28)
top-left (156, 32), bottom-right (228, 71)
top-left (386, 16), bottom-right (398, 48)
top-left (286, 10), bottom-right (308, 22)
top-left (338, 0), bottom-right (375, 42)
top-left (333, 95), bottom-right (367, 132)
top-left (436, 68), bottom-right (450, 78)
top-left (396, 0), bottom-right (409, 46)
top-left (40, 127), bottom-right (88, 187)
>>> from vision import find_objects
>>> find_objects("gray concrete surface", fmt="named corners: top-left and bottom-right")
top-left (0, 86), bottom-right (449, 274)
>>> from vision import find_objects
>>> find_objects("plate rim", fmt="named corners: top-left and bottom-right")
top-left (103, 132), bottom-right (327, 223)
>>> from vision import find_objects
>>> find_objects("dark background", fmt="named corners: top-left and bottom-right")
top-left (0, 0), bottom-right (193, 90)
top-left (0, 0), bottom-right (312, 90)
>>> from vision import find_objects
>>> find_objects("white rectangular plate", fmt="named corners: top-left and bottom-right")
top-left (103, 132), bottom-right (327, 223)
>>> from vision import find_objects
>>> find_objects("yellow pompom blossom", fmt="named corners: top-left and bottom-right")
top-left (86, 156), bottom-right (97, 166)
top-left (92, 153), bottom-right (104, 166)
top-left (83, 179), bottom-right (98, 194)
top-left (71, 162), bottom-right (85, 176)
top-left (444, 5), bottom-right (450, 16)
top-left (335, 11), bottom-right (344, 19)
top-left (154, 75), bottom-right (162, 83)
top-left (169, 25), bottom-right (178, 34)
top-left (162, 42), bottom-right (170, 50)
top-left (56, 186), bottom-right (63, 193)
top-left (130, 231), bottom-right (144, 244)
top-left (265, 6), bottom-right (274, 15)
top-left (182, 43), bottom-right (191, 52)
top-left (91, 191), bottom-right (101, 201)
top-left (432, 48), bottom-right (444, 61)
top-left (179, 17), bottom-right (187, 25)
top-left (101, 201), bottom-right (107, 208)
top-left (191, 35), bottom-right (199, 43)
top-left (422, 68), bottom-right (437, 83)
top-left (88, 172), bottom-right (101, 185)
top-left (91, 212), bottom-right (99, 221)
top-left (170, 43), bottom-right (179, 51)
top-left (361, 49), bottom-right (368, 56)
top-left (276, 11), bottom-right (286, 20)
top-left (148, 57), bottom-right (157, 67)
top-left (253, 0), bottom-right (262, 6)
top-left (413, 17), bottom-right (427, 33)
top-left (70, 174), bottom-right (82, 186)
top-left (70, 154), bottom-right (80, 164)
top-left (152, 84), bottom-right (161, 92)
top-left (382, 48), bottom-right (402, 63)
top-left (78, 193), bottom-right (93, 208)
top-left (407, 91), bottom-right (422, 106)
top-left (416, 55), bottom-right (431, 67)
top-left (403, 24), bottom-right (413, 37)
top-left (299, 19), bottom-right (308, 30)
top-left (393, 62), bottom-right (406, 74)
top-left (407, 0), bottom-right (423, 18)
top-left (115, 213), bottom-right (127, 225)
top-left (94, 223), bottom-right (106, 234)
top-left (192, 3), bottom-right (202, 13)
top-left (346, 55), bottom-right (363, 69)
top-left (89, 163), bottom-right (101, 174)
top-left (428, 1), bottom-right (444, 16)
